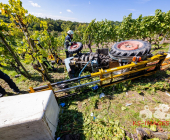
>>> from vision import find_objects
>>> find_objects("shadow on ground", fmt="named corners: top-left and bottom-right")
top-left (55, 109), bottom-right (85, 140)
top-left (0, 66), bottom-right (15, 72)
top-left (57, 68), bottom-right (65, 73)
top-left (131, 68), bottom-right (170, 87)
top-left (30, 75), bottom-right (44, 82)
top-left (5, 90), bottom-right (28, 97)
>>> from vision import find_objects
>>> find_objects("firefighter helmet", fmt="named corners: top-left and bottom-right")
top-left (67, 30), bottom-right (74, 35)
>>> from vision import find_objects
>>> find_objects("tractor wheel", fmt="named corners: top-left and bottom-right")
top-left (109, 40), bottom-right (151, 57)
top-left (68, 42), bottom-right (83, 54)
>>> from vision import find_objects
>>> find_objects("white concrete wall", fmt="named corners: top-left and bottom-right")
top-left (0, 90), bottom-right (60, 140)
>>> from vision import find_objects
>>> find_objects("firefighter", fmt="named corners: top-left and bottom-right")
top-left (64, 30), bottom-right (76, 58)
top-left (0, 70), bottom-right (20, 97)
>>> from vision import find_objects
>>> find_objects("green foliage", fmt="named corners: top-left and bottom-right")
top-left (2, 1), bottom-right (169, 51)
top-left (0, 19), bottom-right (21, 66)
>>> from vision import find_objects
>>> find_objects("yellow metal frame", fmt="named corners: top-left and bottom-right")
top-left (29, 83), bottom-right (54, 93)
top-left (48, 53), bottom-right (61, 64)
top-left (48, 54), bottom-right (55, 60)
top-left (91, 54), bottom-right (167, 77)
top-left (29, 53), bottom-right (170, 94)
top-left (91, 53), bottom-right (168, 86)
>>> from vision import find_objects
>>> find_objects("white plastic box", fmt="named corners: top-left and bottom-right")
top-left (0, 90), bottom-right (60, 140)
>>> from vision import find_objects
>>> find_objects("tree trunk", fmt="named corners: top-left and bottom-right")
top-left (10, 62), bottom-right (30, 78)
top-left (149, 37), bottom-right (152, 44)
top-left (0, 34), bottom-right (31, 78)
top-left (17, 19), bottom-right (36, 53)
top-left (39, 63), bottom-right (52, 82)
top-left (17, 16), bottom-right (51, 81)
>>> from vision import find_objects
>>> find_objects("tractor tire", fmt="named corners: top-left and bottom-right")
top-left (68, 42), bottom-right (83, 54)
top-left (110, 40), bottom-right (151, 57)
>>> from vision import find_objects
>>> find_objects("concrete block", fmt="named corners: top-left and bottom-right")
top-left (0, 90), bottom-right (60, 140)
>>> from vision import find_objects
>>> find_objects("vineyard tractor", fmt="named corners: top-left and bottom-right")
top-left (29, 40), bottom-right (170, 98)
top-left (65, 40), bottom-right (153, 78)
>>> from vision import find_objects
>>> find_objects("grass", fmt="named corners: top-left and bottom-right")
top-left (0, 44), bottom-right (170, 139)
top-left (151, 43), bottom-right (170, 55)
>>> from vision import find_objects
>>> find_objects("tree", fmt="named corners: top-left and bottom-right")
top-left (0, 0), bottom-right (52, 81)
top-left (74, 24), bottom-right (87, 45)
top-left (0, 19), bottom-right (31, 78)
top-left (118, 13), bottom-right (135, 41)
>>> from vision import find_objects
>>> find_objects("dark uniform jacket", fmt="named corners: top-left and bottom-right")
top-left (64, 35), bottom-right (73, 51)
